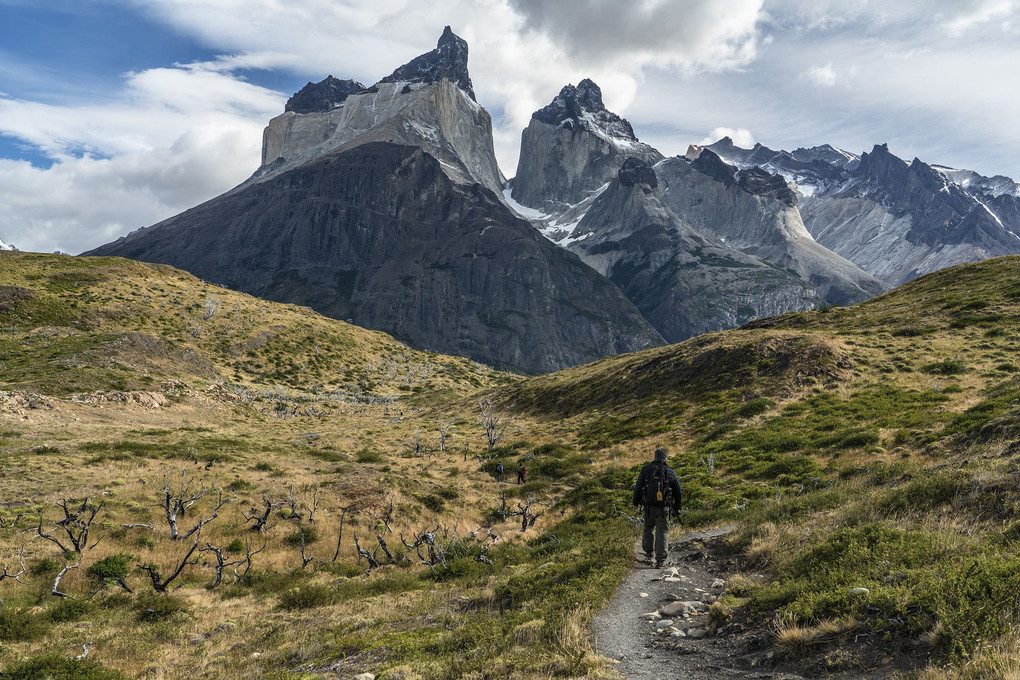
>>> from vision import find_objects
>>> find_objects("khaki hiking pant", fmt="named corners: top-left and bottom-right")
top-left (642, 506), bottom-right (669, 562)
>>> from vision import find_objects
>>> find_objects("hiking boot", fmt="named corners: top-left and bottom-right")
top-left (654, 560), bottom-right (665, 568)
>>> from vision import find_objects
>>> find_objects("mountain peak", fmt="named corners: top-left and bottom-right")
top-left (533, 79), bottom-right (637, 141)
top-left (285, 76), bottom-right (366, 114)
top-left (618, 157), bottom-right (658, 192)
top-left (379, 26), bottom-right (475, 100)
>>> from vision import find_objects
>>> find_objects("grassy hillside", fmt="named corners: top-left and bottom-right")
top-left (1, 251), bottom-right (1019, 679)
top-left (504, 255), bottom-right (1020, 677)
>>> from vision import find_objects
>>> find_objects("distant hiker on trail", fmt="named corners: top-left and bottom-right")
top-left (495, 460), bottom-right (504, 482)
top-left (517, 463), bottom-right (527, 484)
top-left (633, 447), bottom-right (682, 568)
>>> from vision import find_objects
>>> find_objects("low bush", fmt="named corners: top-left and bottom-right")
top-left (46, 597), bottom-right (93, 622)
top-left (0, 607), bottom-right (47, 641)
top-left (135, 592), bottom-right (189, 621)
top-left (2, 654), bottom-right (126, 680)
top-left (278, 584), bottom-right (337, 610)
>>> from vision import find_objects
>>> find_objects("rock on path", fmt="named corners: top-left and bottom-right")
top-left (592, 526), bottom-right (808, 680)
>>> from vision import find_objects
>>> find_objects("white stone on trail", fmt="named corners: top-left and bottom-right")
top-left (663, 576), bottom-right (683, 583)
top-left (671, 629), bottom-right (686, 638)
top-left (656, 619), bottom-right (674, 629)
top-left (711, 578), bottom-right (726, 588)
top-left (353, 674), bottom-right (376, 680)
top-left (687, 628), bottom-right (709, 639)
top-left (666, 567), bottom-right (680, 577)
top-left (642, 612), bottom-right (662, 620)
top-left (659, 601), bottom-right (700, 617)
top-left (639, 592), bottom-right (649, 598)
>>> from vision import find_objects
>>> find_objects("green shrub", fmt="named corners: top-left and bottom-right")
top-left (46, 597), bottom-right (93, 622)
top-left (735, 398), bottom-right (773, 419)
top-left (135, 592), bottom-right (188, 621)
top-left (356, 448), bottom-right (383, 463)
top-left (225, 538), bottom-right (245, 554)
top-left (30, 557), bottom-right (60, 575)
top-left (880, 473), bottom-right (966, 513)
top-left (278, 584), bottom-right (337, 610)
top-left (0, 607), bottom-right (46, 641)
top-left (416, 494), bottom-right (445, 513)
top-left (2, 654), bottom-right (126, 680)
top-left (283, 526), bottom-right (318, 546)
top-left (922, 360), bottom-right (968, 375)
top-left (87, 553), bottom-right (132, 585)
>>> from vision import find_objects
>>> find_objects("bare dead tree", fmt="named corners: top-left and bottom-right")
top-left (496, 489), bottom-right (542, 532)
top-left (179, 490), bottom-right (228, 542)
top-left (437, 417), bottom-right (454, 452)
top-left (284, 484), bottom-right (303, 521)
top-left (158, 471), bottom-right (213, 540)
top-left (0, 512), bottom-right (23, 529)
top-left (307, 487), bottom-right (320, 525)
top-left (478, 396), bottom-right (509, 454)
top-left (476, 544), bottom-right (494, 566)
top-left (233, 537), bottom-right (266, 583)
top-left (401, 525), bottom-right (449, 571)
top-left (353, 533), bottom-right (380, 570)
top-left (138, 534), bottom-right (200, 592)
top-left (300, 528), bottom-right (313, 570)
top-left (239, 497), bottom-right (276, 533)
top-left (0, 549), bottom-right (27, 605)
top-left (332, 506), bottom-right (352, 562)
top-left (376, 533), bottom-right (394, 563)
top-left (51, 557), bottom-right (81, 598)
top-left (198, 543), bottom-right (244, 588)
top-left (36, 498), bottom-right (104, 554)
top-left (381, 498), bottom-right (395, 534)
top-left (120, 523), bottom-right (155, 530)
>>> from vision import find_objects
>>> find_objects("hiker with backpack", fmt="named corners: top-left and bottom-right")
top-left (517, 463), bottom-right (527, 484)
top-left (632, 447), bottom-right (682, 568)
top-left (495, 460), bottom-right (504, 482)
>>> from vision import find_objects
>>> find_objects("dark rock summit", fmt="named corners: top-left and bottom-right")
top-left (379, 26), bottom-right (475, 100)
top-left (737, 167), bottom-right (798, 207)
top-left (285, 76), bottom-right (365, 114)
top-left (533, 79), bottom-right (637, 141)
top-left (511, 79), bottom-right (663, 211)
top-left (691, 150), bottom-right (737, 187)
top-left (618, 157), bottom-right (658, 192)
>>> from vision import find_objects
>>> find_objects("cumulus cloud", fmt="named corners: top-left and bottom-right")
top-left (801, 62), bottom-right (837, 87)
top-left (698, 127), bottom-right (756, 148)
top-left (0, 64), bottom-right (282, 253)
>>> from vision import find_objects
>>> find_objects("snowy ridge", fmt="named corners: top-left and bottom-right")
top-left (0, 238), bottom-right (17, 251)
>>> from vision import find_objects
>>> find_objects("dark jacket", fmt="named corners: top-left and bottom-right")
top-left (633, 461), bottom-right (682, 512)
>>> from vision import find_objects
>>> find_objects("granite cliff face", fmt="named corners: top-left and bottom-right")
top-left (92, 144), bottom-right (660, 374)
top-left (563, 159), bottom-right (818, 342)
top-left (707, 138), bottom-right (1020, 286)
top-left (658, 151), bottom-right (885, 306)
top-left (88, 31), bottom-right (663, 374)
top-left (510, 79), bottom-right (663, 212)
top-left (257, 27), bottom-right (503, 194)
top-left (508, 82), bottom-right (883, 326)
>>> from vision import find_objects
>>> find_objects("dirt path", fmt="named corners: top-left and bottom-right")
top-left (592, 526), bottom-right (809, 680)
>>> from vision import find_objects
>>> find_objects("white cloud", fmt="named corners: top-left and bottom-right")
top-left (801, 62), bottom-right (837, 87)
top-left (698, 127), bottom-right (756, 148)
top-left (0, 64), bottom-right (282, 253)
top-left (5, 0), bottom-right (1020, 254)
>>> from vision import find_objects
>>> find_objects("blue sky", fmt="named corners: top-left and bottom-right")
top-left (2, 0), bottom-right (1020, 253)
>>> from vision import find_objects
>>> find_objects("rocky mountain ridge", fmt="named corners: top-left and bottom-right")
top-left (705, 137), bottom-right (1020, 285)
top-left (88, 30), bottom-right (662, 374)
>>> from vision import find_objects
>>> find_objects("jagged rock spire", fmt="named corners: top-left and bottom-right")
top-left (379, 26), bottom-right (475, 100)
top-left (533, 78), bottom-right (637, 140)
top-left (285, 76), bottom-right (366, 114)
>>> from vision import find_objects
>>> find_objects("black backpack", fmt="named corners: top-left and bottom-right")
top-left (645, 463), bottom-right (671, 507)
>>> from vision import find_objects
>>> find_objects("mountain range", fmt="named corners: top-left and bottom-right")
top-left (88, 27), bottom-right (1020, 373)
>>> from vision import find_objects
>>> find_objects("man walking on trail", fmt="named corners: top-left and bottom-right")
top-left (633, 447), bottom-right (682, 568)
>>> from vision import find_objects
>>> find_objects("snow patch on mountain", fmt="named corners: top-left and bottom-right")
top-left (0, 239), bottom-right (17, 251)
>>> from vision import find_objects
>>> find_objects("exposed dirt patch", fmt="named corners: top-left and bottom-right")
top-left (593, 527), bottom-right (910, 680)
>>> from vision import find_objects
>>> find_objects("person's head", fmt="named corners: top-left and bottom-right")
top-left (654, 447), bottom-right (668, 463)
